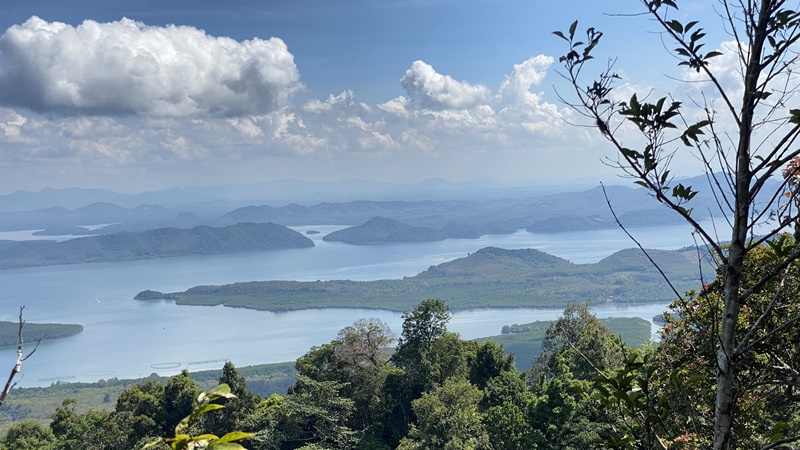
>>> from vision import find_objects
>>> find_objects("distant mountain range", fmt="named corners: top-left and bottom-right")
top-left (0, 178), bottom-right (595, 212)
top-left (0, 174), bottom-right (784, 239)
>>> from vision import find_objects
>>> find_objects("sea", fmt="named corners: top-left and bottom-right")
top-left (0, 222), bottom-right (711, 387)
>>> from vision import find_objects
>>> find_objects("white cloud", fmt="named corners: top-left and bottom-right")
top-left (0, 16), bottom-right (301, 117)
top-left (377, 96), bottom-right (410, 118)
top-left (400, 60), bottom-right (491, 110)
top-left (370, 57), bottom-right (571, 154)
top-left (498, 55), bottom-right (553, 104)
top-left (303, 90), bottom-right (369, 115)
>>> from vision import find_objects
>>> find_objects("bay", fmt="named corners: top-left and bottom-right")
top-left (0, 223), bottom-right (702, 387)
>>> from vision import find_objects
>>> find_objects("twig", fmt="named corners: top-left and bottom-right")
top-left (601, 183), bottom-right (685, 301)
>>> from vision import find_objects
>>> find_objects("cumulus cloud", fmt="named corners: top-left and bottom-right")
top-left (498, 55), bottom-right (553, 104)
top-left (400, 60), bottom-right (491, 110)
top-left (0, 16), bottom-right (301, 117)
top-left (303, 90), bottom-right (370, 115)
top-left (374, 56), bottom-right (569, 152)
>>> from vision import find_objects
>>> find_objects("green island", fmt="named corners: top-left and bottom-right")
top-left (0, 322), bottom-right (83, 348)
top-left (0, 222), bottom-right (313, 269)
top-left (136, 245), bottom-right (705, 311)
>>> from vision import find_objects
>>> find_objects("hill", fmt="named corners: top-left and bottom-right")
top-left (322, 216), bottom-right (447, 244)
top-left (137, 246), bottom-right (705, 311)
top-left (0, 222), bottom-right (314, 269)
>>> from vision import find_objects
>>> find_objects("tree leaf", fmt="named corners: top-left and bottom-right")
top-left (217, 431), bottom-right (255, 443)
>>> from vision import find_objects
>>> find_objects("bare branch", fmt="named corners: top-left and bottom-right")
top-left (0, 306), bottom-right (40, 407)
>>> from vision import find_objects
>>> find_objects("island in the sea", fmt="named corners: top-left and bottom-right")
top-left (0, 222), bottom-right (314, 269)
top-left (0, 321), bottom-right (83, 347)
top-left (136, 245), bottom-right (705, 312)
top-left (322, 216), bottom-right (486, 244)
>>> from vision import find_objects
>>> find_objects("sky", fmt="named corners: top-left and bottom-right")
top-left (0, 0), bottom-right (724, 194)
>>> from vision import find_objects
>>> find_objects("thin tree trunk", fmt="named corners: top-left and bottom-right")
top-left (713, 2), bottom-right (770, 448)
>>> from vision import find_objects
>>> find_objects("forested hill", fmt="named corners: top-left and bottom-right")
top-left (0, 222), bottom-right (313, 269)
top-left (322, 216), bottom-right (447, 243)
top-left (137, 245), bottom-right (705, 311)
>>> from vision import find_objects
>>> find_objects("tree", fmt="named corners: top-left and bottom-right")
top-left (144, 383), bottom-right (252, 450)
top-left (469, 339), bottom-right (515, 390)
top-left (160, 370), bottom-right (200, 436)
top-left (556, 1), bottom-right (800, 447)
top-left (114, 380), bottom-right (165, 443)
top-left (531, 302), bottom-right (623, 381)
top-left (295, 318), bottom-right (395, 440)
top-left (2, 420), bottom-right (55, 450)
top-left (392, 299), bottom-right (450, 370)
top-left (204, 362), bottom-right (258, 440)
top-left (396, 378), bottom-right (490, 450)
top-left (270, 375), bottom-right (358, 449)
top-left (385, 299), bottom-right (452, 442)
top-left (49, 399), bottom-right (126, 450)
top-left (656, 242), bottom-right (800, 446)
top-left (528, 357), bottom-right (610, 450)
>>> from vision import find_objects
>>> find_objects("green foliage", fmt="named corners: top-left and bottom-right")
top-left (469, 340), bottom-right (514, 390)
top-left (486, 316), bottom-right (650, 371)
top-left (295, 318), bottom-right (395, 437)
top-left (267, 375), bottom-right (358, 450)
top-left (528, 360), bottom-right (609, 449)
top-left (0, 362), bottom-right (297, 432)
top-left (202, 363), bottom-right (258, 441)
top-left (531, 302), bottom-right (626, 381)
top-left (2, 420), bottom-right (55, 450)
top-left (397, 378), bottom-right (490, 450)
top-left (145, 383), bottom-right (252, 450)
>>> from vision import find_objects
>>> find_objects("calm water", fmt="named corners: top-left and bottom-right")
top-left (0, 223), bottom-right (702, 387)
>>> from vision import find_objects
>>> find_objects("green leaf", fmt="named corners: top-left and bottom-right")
top-left (667, 20), bottom-right (683, 34)
top-left (217, 432), bottom-right (255, 443)
top-left (199, 383), bottom-right (236, 402)
top-left (770, 422), bottom-right (789, 442)
top-left (662, 0), bottom-right (678, 9)
top-left (193, 433), bottom-right (221, 441)
top-left (569, 20), bottom-right (578, 40)
top-left (552, 30), bottom-right (567, 41)
top-left (194, 404), bottom-right (226, 416)
top-left (753, 90), bottom-right (772, 99)
top-left (207, 444), bottom-right (248, 450)
top-left (790, 109), bottom-right (800, 124)
top-left (143, 439), bottom-right (166, 449)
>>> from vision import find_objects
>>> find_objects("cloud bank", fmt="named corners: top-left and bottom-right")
top-left (0, 16), bottom-right (301, 117)
top-left (0, 16), bottom-right (602, 189)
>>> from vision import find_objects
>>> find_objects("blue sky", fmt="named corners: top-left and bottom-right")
top-left (0, 0), bottom-right (719, 193)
